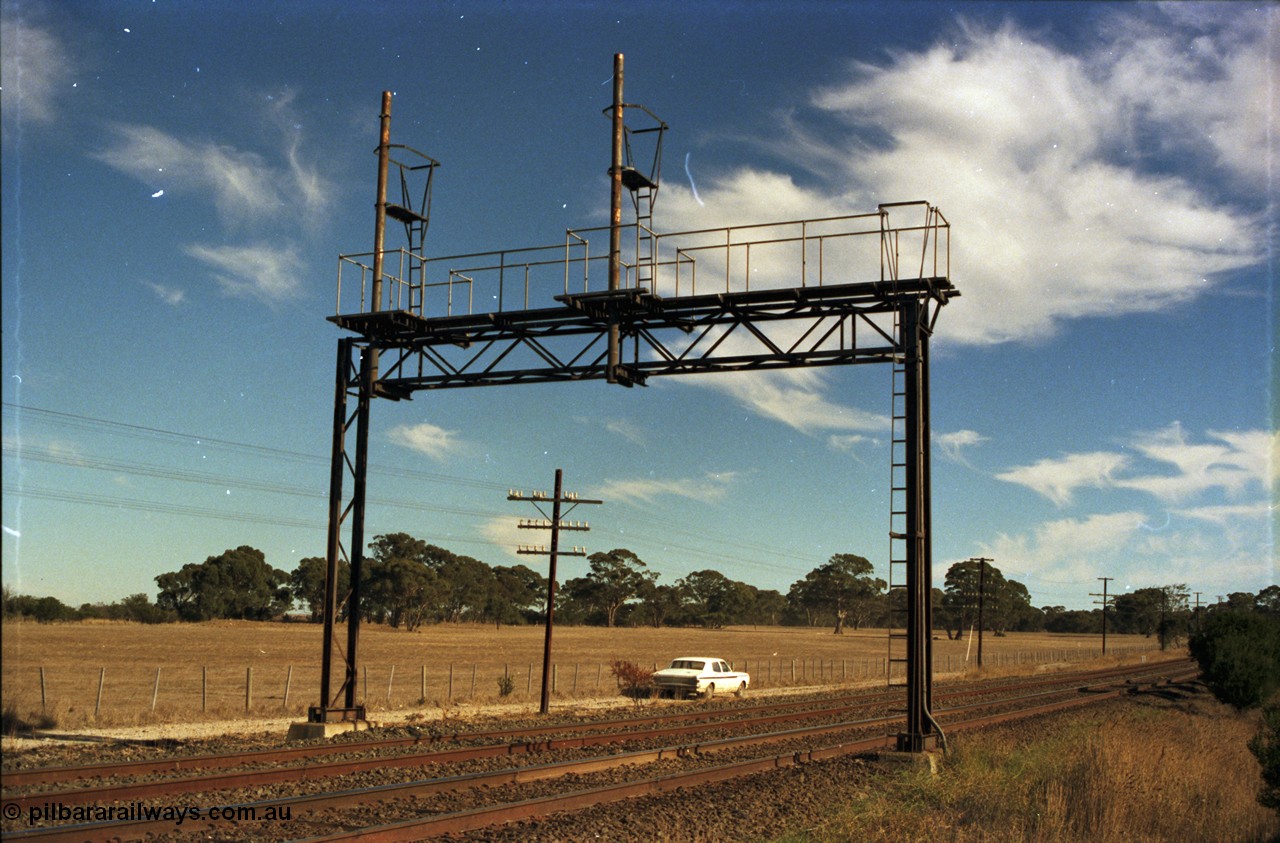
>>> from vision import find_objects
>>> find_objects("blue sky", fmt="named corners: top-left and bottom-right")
top-left (2, 1), bottom-right (1274, 611)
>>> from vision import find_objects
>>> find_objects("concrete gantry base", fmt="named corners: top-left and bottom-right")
top-left (286, 719), bottom-right (377, 742)
top-left (872, 750), bottom-right (941, 776)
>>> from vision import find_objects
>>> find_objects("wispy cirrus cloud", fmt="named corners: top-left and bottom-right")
top-left (983, 511), bottom-right (1148, 583)
top-left (684, 366), bottom-right (889, 440)
top-left (594, 472), bottom-right (737, 506)
top-left (144, 282), bottom-right (186, 306)
top-left (89, 92), bottom-right (332, 306)
top-left (93, 121), bottom-right (329, 226)
top-left (997, 425), bottom-right (1278, 508)
top-left (995, 451), bottom-right (1131, 507)
top-left (575, 416), bottom-right (647, 446)
top-left (1115, 425), bottom-right (1278, 502)
top-left (936, 429), bottom-right (989, 464)
top-left (387, 422), bottom-right (464, 461)
top-left (184, 242), bottom-right (301, 303)
top-left (0, 13), bottom-right (73, 129)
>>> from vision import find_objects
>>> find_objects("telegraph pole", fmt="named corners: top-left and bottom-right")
top-left (968, 557), bottom-right (992, 668)
top-left (1091, 577), bottom-right (1114, 655)
top-left (509, 470), bottom-right (602, 714)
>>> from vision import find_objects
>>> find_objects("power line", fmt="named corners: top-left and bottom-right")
top-left (2, 402), bottom-right (513, 492)
top-left (3, 401), bottom-right (825, 575)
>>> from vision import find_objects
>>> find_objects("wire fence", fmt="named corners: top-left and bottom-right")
top-left (4, 643), bottom-right (1163, 724)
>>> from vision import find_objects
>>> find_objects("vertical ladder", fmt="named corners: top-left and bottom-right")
top-left (633, 184), bottom-right (655, 290)
top-left (385, 170), bottom-right (427, 314)
top-left (382, 149), bottom-right (438, 316)
top-left (886, 307), bottom-right (909, 689)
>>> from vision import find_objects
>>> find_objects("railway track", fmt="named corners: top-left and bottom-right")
top-left (2, 658), bottom-right (1197, 842)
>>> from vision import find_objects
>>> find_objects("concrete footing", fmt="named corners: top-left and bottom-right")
top-left (872, 750), bottom-right (941, 775)
top-left (286, 719), bottom-right (377, 742)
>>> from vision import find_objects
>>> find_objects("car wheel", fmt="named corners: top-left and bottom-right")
top-left (704, 683), bottom-right (715, 699)
top-left (735, 681), bottom-right (747, 698)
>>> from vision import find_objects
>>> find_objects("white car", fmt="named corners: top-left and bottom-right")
top-left (651, 657), bottom-right (750, 699)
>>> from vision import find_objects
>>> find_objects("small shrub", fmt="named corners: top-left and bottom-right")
top-left (1189, 610), bottom-right (1280, 708)
top-left (2, 701), bottom-right (24, 736)
top-left (496, 674), bottom-right (515, 697)
top-left (1251, 701), bottom-right (1280, 813)
top-left (610, 659), bottom-right (653, 703)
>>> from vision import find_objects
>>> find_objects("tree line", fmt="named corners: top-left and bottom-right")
top-left (4, 535), bottom-right (1277, 640)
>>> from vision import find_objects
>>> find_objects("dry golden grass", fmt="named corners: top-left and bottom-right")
top-left (782, 688), bottom-right (1279, 843)
top-left (1, 619), bottom-right (1164, 728)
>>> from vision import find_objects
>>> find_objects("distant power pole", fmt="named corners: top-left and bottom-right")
top-left (508, 469), bottom-right (602, 714)
top-left (967, 557), bottom-right (993, 668)
top-left (1193, 591), bottom-right (1203, 632)
top-left (1091, 577), bottom-right (1115, 655)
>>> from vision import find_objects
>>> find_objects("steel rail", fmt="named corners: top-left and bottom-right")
top-left (1, 663), bottom-right (1193, 842)
top-left (0, 688), bottom-right (898, 790)
top-left (297, 666), bottom-right (1201, 841)
top-left (3, 657), bottom-right (1188, 794)
top-left (5, 666), bottom-right (1196, 843)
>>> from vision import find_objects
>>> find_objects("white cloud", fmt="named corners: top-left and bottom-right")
top-left (935, 429), bottom-right (989, 463)
top-left (1172, 503), bottom-right (1272, 527)
top-left (0, 15), bottom-right (71, 127)
top-left (828, 433), bottom-right (875, 454)
top-left (1117, 424), bottom-right (1278, 502)
top-left (983, 511), bottom-right (1147, 583)
top-left (686, 367), bottom-right (889, 436)
top-left (575, 416), bottom-right (646, 446)
top-left (144, 282), bottom-right (185, 306)
top-left (185, 242), bottom-right (301, 303)
top-left (95, 125), bottom-right (286, 224)
top-left (480, 516), bottom-right (527, 563)
top-left (594, 472), bottom-right (736, 506)
top-left (995, 451), bottom-right (1130, 507)
top-left (386, 422), bottom-right (463, 461)
top-left (658, 14), bottom-right (1267, 347)
top-left (92, 92), bottom-right (330, 228)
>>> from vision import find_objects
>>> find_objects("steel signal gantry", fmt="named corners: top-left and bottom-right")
top-left (315, 55), bottom-right (957, 754)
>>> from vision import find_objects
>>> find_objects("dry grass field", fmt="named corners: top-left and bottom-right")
top-left (779, 687), bottom-right (1279, 843)
top-left (1, 619), bottom-right (1164, 728)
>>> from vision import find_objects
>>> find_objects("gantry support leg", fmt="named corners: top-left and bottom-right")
top-left (312, 338), bottom-right (372, 723)
top-left (898, 298), bottom-right (938, 752)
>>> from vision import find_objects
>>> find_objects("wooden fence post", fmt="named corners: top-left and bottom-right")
top-left (387, 665), bottom-right (395, 704)
top-left (283, 666), bottom-right (293, 710)
top-left (245, 667), bottom-right (253, 712)
top-left (470, 664), bottom-right (476, 698)
top-left (421, 664), bottom-right (427, 703)
top-left (202, 666), bottom-right (207, 712)
top-left (39, 667), bottom-right (46, 711)
top-left (448, 664), bottom-right (454, 700)
top-left (151, 667), bottom-right (161, 712)
top-left (94, 667), bottom-right (105, 718)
